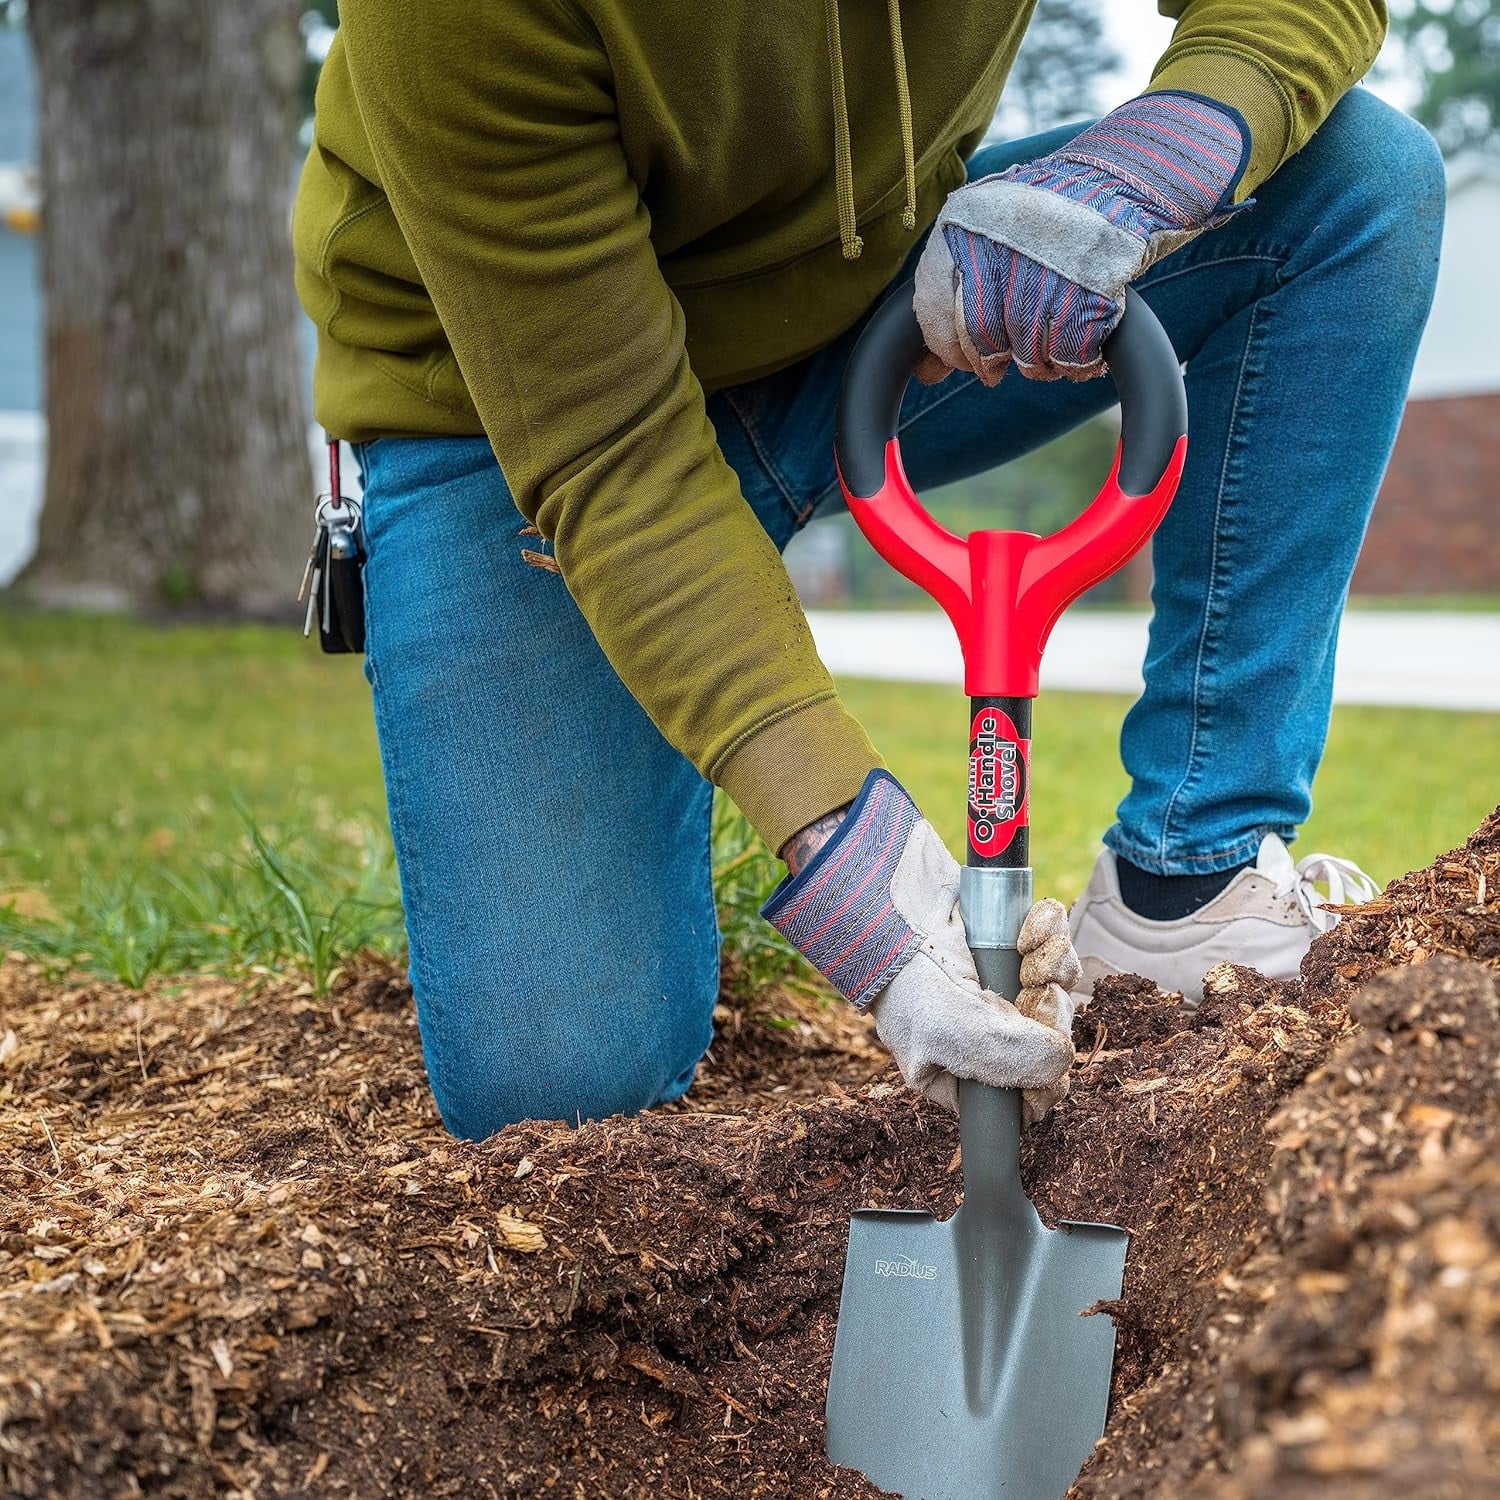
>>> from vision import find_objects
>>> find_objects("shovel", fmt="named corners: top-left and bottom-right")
top-left (824, 282), bottom-right (1188, 1499)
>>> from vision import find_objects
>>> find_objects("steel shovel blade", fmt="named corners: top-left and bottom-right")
top-left (825, 1083), bottom-right (1128, 1500)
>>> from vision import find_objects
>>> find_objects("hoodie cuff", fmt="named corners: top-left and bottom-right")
top-left (1148, 50), bottom-right (1294, 201)
top-left (714, 694), bottom-right (882, 856)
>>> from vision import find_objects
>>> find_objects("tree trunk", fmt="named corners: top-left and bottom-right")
top-left (21, 0), bottom-right (311, 614)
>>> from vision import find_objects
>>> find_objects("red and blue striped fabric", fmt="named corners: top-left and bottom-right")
top-left (946, 91), bottom-right (1248, 372)
top-left (762, 770), bottom-right (924, 1009)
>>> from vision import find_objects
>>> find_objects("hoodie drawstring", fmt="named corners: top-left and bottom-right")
top-left (823, 0), bottom-right (862, 260)
top-left (824, 0), bottom-right (919, 261)
top-left (886, 0), bottom-right (918, 233)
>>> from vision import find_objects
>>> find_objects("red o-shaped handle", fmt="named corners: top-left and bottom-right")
top-left (834, 284), bottom-right (1188, 697)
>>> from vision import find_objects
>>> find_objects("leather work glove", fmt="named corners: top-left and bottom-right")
top-left (914, 91), bottom-right (1249, 384)
top-left (762, 771), bottom-right (1083, 1121)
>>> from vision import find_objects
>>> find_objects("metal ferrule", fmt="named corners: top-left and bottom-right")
top-left (958, 865), bottom-right (1034, 950)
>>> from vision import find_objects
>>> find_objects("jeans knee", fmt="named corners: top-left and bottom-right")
top-left (1333, 91), bottom-right (1447, 236)
top-left (429, 1074), bottom-right (530, 1142)
top-left (430, 1067), bottom-right (641, 1141)
top-left (1310, 90), bottom-right (1446, 323)
top-left (421, 995), bottom-right (709, 1140)
top-left (428, 1055), bottom-right (659, 1140)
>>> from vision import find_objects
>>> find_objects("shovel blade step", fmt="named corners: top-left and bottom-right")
top-left (826, 1201), bottom-right (1127, 1500)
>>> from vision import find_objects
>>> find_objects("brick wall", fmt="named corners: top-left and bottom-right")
top-left (1354, 393), bottom-right (1500, 595)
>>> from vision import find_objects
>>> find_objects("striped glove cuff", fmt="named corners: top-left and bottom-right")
top-left (1002, 90), bottom-right (1250, 243)
top-left (761, 770), bottom-right (925, 1009)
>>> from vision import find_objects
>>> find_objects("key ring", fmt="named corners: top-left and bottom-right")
top-left (314, 493), bottom-right (361, 531)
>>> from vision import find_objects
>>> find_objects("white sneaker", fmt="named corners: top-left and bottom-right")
top-left (1068, 835), bottom-right (1379, 1005)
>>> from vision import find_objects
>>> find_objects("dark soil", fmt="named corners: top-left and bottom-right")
top-left (2, 808), bottom-right (1497, 1498)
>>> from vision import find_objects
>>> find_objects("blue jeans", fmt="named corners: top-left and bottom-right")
top-left (356, 90), bottom-right (1443, 1137)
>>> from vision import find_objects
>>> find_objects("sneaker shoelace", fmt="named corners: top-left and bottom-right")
top-left (1280, 850), bottom-right (1381, 933)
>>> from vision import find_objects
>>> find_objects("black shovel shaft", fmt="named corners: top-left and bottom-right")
top-left (960, 694), bottom-right (1036, 1214)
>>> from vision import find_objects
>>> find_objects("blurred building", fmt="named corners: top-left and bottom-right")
top-left (0, 23), bottom-right (35, 201)
top-left (0, 24), bottom-right (41, 587)
top-left (1352, 157), bottom-right (1500, 596)
top-left (784, 514), bottom-right (852, 606)
top-left (0, 21), bottom-right (40, 410)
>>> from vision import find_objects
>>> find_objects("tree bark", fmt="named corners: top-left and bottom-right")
top-left (21, 0), bottom-right (311, 614)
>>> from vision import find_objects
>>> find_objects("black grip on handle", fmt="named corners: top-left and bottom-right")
top-left (833, 282), bottom-right (1187, 501)
top-left (1107, 286), bottom-right (1188, 496)
top-left (834, 288), bottom-right (929, 500)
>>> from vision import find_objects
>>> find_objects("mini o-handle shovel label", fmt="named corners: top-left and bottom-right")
top-left (968, 707), bottom-right (1030, 857)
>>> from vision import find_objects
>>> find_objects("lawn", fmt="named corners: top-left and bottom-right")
top-left (839, 678), bottom-right (1500, 899)
top-left (2, 607), bottom-right (1496, 986)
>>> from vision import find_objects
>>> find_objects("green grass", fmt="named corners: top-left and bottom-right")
top-left (0, 812), bottom-right (404, 993)
top-left (1345, 594), bottom-right (1500, 614)
top-left (0, 610), bottom-right (400, 989)
top-left (1, 606), bottom-right (1497, 989)
top-left (841, 678), bottom-right (1500, 898)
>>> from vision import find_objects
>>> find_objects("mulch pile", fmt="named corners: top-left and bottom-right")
top-left (2, 808), bottom-right (1497, 1498)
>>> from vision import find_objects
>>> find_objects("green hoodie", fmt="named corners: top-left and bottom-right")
top-left (293, 0), bottom-right (1385, 853)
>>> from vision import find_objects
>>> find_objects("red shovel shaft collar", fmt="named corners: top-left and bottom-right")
top-left (834, 285), bottom-right (1188, 699)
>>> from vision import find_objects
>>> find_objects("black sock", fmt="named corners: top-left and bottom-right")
top-left (1115, 856), bottom-right (1250, 921)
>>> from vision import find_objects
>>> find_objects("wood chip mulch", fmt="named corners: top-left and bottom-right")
top-left (1, 807), bottom-right (1497, 1498)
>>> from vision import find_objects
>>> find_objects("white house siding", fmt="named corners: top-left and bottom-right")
top-left (1407, 161), bottom-right (1500, 402)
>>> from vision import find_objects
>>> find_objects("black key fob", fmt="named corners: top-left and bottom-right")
top-left (320, 524), bottom-right (366, 655)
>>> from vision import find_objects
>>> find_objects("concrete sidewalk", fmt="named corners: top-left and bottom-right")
top-left (808, 608), bottom-right (1500, 711)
